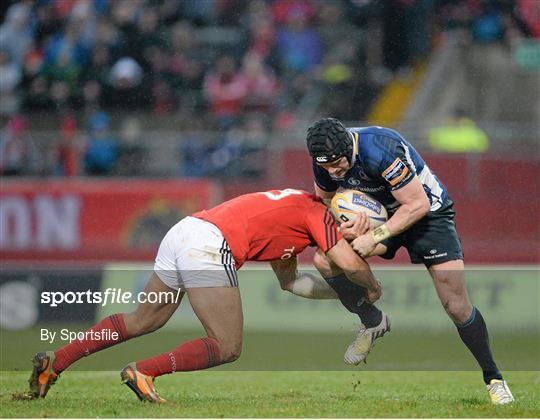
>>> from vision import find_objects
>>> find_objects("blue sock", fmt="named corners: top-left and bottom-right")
top-left (456, 307), bottom-right (503, 384)
top-left (325, 273), bottom-right (382, 328)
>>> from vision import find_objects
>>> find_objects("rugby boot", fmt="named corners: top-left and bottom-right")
top-left (344, 311), bottom-right (391, 365)
top-left (28, 351), bottom-right (59, 398)
top-left (121, 362), bottom-right (166, 403)
top-left (487, 379), bottom-right (514, 405)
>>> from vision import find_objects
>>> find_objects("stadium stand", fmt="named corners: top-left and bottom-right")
top-left (0, 0), bottom-right (538, 264)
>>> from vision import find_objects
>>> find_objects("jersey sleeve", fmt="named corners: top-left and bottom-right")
top-left (373, 136), bottom-right (416, 191)
top-left (312, 160), bottom-right (339, 192)
top-left (305, 204), bottom-right (342, 252)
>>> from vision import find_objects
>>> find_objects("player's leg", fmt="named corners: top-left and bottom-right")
top-left (429, 259), bottom-right (513, 404)
top-left (123, 286), bottom-right (243, 403)
top-left (313, 249), bottom-right (390, 364)
top-left (122, 273), bottom-right (184, 337)
top-left (428, 259), bottom-right (472, 323)
top-left (122, 216), bottom-right (242, 403)
top-left (28, 272), bottom-right (182, 398)
top-left (313, 249), bottom-right (383, 326)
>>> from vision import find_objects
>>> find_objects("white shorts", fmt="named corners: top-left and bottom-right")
top-left (154, 216), bottom-right (238, 290)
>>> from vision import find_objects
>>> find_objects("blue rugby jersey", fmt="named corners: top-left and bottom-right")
top-left (313, 126), bottom-right (450, 213)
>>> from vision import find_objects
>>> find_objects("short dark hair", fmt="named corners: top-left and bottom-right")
top-left (306, 118), bottom-right (352, 163)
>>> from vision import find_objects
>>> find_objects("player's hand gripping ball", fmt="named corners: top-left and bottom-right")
top-left (330, 189), bottom-right (388, 229)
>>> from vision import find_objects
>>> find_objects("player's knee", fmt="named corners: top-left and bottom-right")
top-left (219, 341), bottom-right (242, 363)
top-left (443, 298), bottom-right (472, 323)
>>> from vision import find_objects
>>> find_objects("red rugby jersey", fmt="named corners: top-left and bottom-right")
top-left (193, 189), bottom-right (341, 268)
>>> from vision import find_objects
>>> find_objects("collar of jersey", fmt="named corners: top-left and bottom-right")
top-left (351, 131), bottom-right (359, 162)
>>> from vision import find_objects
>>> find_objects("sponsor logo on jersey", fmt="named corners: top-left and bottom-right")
top-left (352, 193), bottom-right (382, 214)
top-left (280, 246), bottom-right (296, 260)
top-left (355, 185), bottom-right (385, 193)
top-left (347, 177), bottom-right (361, 186)
top-left (382, 158), bottom-right (410, 186)
top-left (424, 251), bottom-right (448, 259)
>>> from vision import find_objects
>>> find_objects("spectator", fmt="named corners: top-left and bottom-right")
top-left (0, 49), bottom-right (22, 116)
top-left (21, 49), bottom-right (53, 111)
top-left (51, 114), bottom-right (83, 177)
top-left (80, 44), bottom-right (112, 110)
top-left (147, 47), bottom-right (176, 113)
top-left (116, 117), bottom-right (146, 176)
top-left (429, 109), bottom-right (489, 153)
top-left (237, 113), bottom-right (268, 178)
top-left (516, 0), bottom-right (540, 38)
top-left (207, 123), bottom-right (244, 176)
top-left (0, 3), bottom-right (33, 66)
top-left (203, 55), bottom-right (249, 128)
top-left (179, 119), bottom-right (211, 177)
top-left (106, 57), bottom-right (147, 108)
top-left (241, 52), bottom-right (280, 113)
top-left (246, 16), bottom-right (277, 65)
top-left (275, 8), bottom-right (322, 74)
top-left (168, 21), bottom-right (205, 113)
top-left (94, 16), bottom-right (123, 54)
top-left (43, 21), bottom-right (90, 69)
top-left (0, 115), bottom-right (31, 176)
top-left (84, 111), bottom-right (118, 175)
top-left (34, 1), bottom-right (62, 46)
top-left (122, 5), bottom-right (164, 68)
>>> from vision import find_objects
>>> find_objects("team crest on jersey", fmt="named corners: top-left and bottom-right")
top-left (358, 168), bottom-right (371, 180)
top-left (382, 158), bottom-right (409, 186)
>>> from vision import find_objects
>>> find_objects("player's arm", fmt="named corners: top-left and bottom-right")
top-left (386, 175), bottom-right (430, 235)
top-left (351, 137), bottom-right (430, 256)
top-left (326, 238), bottom-right (381, 303)
top-left (270, 257), bottom-right (337, 299)
top-left (270, 257), bottom-right (298, 289)
top-left (352, 176), bottom-right (429, 257)
top-left (305, 204), bottom-right (380, 303)
top-left (314, 177), bottom-right (370, 240)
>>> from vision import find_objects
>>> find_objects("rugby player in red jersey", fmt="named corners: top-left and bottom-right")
top-left (28, 189), bottom-right (381, 403)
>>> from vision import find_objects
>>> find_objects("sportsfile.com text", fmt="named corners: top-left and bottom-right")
top-left (40, 288), bottom-right (182, 307)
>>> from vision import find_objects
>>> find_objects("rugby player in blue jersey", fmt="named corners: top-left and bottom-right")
top-left (305, 117), bottom-right (514, 405)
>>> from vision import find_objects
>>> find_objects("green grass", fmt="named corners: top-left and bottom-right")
top-left (1, 370), bottom-right (538, 417)
top-left (2, 328), bottom-right (539, 371)
top-left (1, 328), bottom-right (538, 417)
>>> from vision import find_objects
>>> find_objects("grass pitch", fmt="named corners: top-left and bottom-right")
top-left (1, 329), bottom-right (539, 417)
top-left (1, 370), bottom-right (539, 417)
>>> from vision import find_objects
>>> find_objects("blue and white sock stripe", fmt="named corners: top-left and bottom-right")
top-left (220, 239), bottom-right (238, 287)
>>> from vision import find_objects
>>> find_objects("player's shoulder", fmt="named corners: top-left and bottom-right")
top-left (350, 126), bottom-right (408, 164)
top-left (248, 189), bottom-right (322, 207)
top-left (349, 126), bottom-right (405, 145)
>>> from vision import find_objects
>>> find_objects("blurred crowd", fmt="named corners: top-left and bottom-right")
top-left (0, 0), bottom-right (538, 177)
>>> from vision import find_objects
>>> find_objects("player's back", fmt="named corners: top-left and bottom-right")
top-left (193, 189), bottom-right (337, 268)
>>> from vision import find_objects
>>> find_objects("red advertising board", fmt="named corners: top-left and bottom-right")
top-left (0, 179), bottom-right (221, 262)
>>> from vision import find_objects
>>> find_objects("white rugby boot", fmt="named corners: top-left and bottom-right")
top-left (344, 311), bottom-right (390, 365)
top-left (486, 379), bottom-right (514, 405)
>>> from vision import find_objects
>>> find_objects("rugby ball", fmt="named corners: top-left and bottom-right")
top-left (330, 189), bottom-right (388, 228)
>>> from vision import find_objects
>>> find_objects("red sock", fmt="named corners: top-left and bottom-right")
top-left (136, 337), bottom-right (221, 378)
top-left (53, 314), bottom-right (128, 373)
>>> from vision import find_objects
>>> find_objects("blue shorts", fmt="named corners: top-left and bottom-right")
top-left (380, 202), bottom-right (464, 267)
